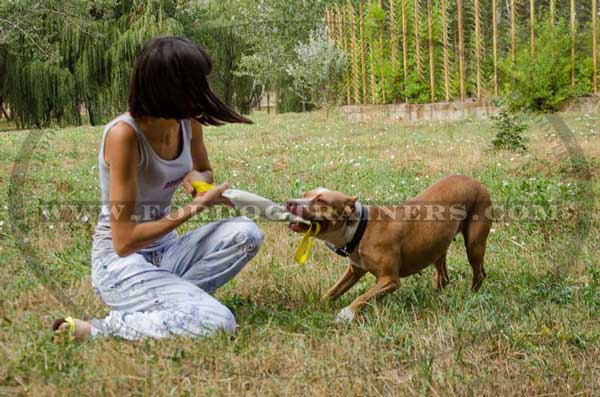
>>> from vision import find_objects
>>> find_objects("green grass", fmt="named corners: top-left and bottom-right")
top-left (0, 110), bottom-right (599, 395)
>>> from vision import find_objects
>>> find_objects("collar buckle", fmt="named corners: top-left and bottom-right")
top-left (326, 243), bottom-right (349, 257)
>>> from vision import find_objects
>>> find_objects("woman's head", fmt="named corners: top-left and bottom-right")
top-left (128, 36), bottom-right (251, 126)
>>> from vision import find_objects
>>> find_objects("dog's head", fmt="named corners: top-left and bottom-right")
top-left (286, 188), bottom-right (358, 238)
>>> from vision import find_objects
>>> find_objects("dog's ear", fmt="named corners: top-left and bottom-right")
top-left (311, 193), bottom-right (323, 203)
top-left (343, 196), bottom-right (358, 217)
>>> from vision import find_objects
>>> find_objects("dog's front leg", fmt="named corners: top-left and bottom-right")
top-left (324, 265), bottom-right (367, 301)
top-left (335, 276), bottom-right (399, 322)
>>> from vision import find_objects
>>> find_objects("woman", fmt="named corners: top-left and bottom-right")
top-left (53, 36), bottom-right (264, 341)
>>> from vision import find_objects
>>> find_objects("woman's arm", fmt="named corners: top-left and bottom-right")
top-left (105, 122), bottom-right (227, 257)
top-left (182, 119), bottom-right (214, 195)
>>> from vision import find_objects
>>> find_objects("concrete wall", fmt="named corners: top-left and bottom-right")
top-left (340, 97), bottom-right (599, 123)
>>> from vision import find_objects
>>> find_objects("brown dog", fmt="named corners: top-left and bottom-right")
top-left (286, 174), bottom-right (493, 322)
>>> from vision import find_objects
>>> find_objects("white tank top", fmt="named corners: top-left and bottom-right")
top-left (93, 113), bottom-right (193, 253)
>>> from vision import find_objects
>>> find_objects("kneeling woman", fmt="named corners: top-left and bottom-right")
top-left (54, 36), bottom-right (264, 341)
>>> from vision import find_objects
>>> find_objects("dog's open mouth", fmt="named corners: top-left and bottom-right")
top-left (289, 222), bottom-right (311, 233)
top-left (287, 201), bottom-right (320, 233)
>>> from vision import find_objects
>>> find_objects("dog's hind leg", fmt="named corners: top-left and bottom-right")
top-left (433, 250), bottom-right (450, 290)
top-left (463, 217), bottom-right (491, 291)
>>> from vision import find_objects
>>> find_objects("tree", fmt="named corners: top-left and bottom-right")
top-left (186, 0), bottom-right (258, 114)
top-left (0, 0), bottom-right (184, 128)
top-left (286, 26), bottom-right (346, 112)
top-left (236, 0), bottom-right (336, 112)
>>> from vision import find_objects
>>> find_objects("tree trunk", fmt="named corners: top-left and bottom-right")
top-left (0, 98), bottom-right (9, 120)
top-left (267, 90), bottom-right (270, 114)
top-left (85, 99), bottom-right (98, 126)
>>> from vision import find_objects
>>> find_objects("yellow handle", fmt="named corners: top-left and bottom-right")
top-left (64, 316), bottom-right (76, 342)
top-left (191, 181), bottom-right (216, 194)
top-left (294, 222), bottom-right (321, 265)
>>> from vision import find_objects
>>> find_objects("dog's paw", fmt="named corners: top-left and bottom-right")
top-left (335, 306), bottom-right (356, 323)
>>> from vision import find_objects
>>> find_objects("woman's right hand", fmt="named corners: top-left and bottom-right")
top-left (190, 183), bottom-right (230, 214)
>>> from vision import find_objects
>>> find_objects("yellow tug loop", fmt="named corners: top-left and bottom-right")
top-left (294, 222), bottom-right (321, 265)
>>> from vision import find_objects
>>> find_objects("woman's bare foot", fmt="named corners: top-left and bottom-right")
top-left (52, 317), bottom-right (92, 342)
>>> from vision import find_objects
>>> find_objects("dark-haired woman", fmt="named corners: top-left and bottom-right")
top-left (53, 36), bottom-right (264, 341)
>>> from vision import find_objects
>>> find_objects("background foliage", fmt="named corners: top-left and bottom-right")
top-left (1, 0), bottom-right (599, 128)
top-left (0, 0), bottom-right (335, 128)
top-left (330, 0), bottom-right (599, 110)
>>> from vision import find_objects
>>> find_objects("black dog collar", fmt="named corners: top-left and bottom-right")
top-left (326, 205), bottom-right (368, 257)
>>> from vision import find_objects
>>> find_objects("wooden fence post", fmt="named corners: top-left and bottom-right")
top-left (593, 0), bottom-right (598, 93)
top-left (348, 1), bottom-right (360, 104)
top-left (441, 0), bottom-right (450, 101)
top-left (378, 0), bottom-right (386, 102)
top-left (359, 2), bottom-right (368, 103)
top-left (335, 6), bottom-right (343, 52)
top-left (458, 0), bottom-right (465, 99)
top-left (511, 0), bottom-right (516, 61)
top-left (401, 0), bottom-right (409, 91)
top-left (475, 0), bottom-right (482, 98)
top-left (530, 0), bottom-right (535, 57)
top-left (492, 0), bottom-right (498, 95)
top-left (368, 0), bottom-right (377, 104)
top-left (427, 0), bottom-right (435, 101)
top-left (325, 7), bottom-right (331, 40)
top-left (390, 0), bottom-right (398, 67)
top-left (341, 5), bottom-right (351, 104)
top-left (571, 0), bottom-right (576, 87)
top-left (414, 0), bottom-right (422, 77)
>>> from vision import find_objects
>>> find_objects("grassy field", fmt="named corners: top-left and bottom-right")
top-left (0, 110), bottom-right (599, 395)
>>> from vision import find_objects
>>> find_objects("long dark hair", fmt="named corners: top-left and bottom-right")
top-left (128, 36), bottom-right (252, 126)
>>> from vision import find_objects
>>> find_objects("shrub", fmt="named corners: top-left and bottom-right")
top-left (499, 16), bottom-right (591, 112)
top-left (491, 106), bottom-right (528, 151)
top-left (286, 26), bottom-right (346, 111)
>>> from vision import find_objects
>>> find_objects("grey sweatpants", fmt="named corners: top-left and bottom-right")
top-left (90, 216), bottom-right (264, 340)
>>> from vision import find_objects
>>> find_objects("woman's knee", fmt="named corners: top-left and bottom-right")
top-left (217, 307), bottom-right (237, 333)
top-left (187, 302), bottom-right (237, 334)
top-left (225, 216), bottom-right (264, 254)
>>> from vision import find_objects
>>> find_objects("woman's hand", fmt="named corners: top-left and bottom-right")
top-left (190, 183), bottom-right (230, 215)
top-left (182, 170), bottom-right (214, 196)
